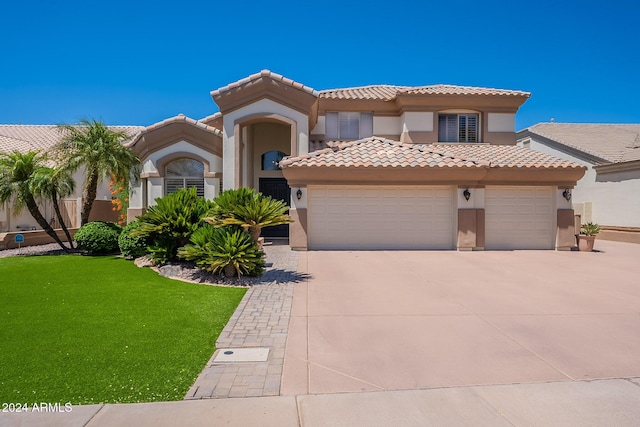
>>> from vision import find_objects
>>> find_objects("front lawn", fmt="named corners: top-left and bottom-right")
top-left (0, 255), bottom-right (246, 404)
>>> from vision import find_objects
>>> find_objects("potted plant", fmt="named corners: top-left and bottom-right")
top-left (577, 222), bottom-right (600, 252)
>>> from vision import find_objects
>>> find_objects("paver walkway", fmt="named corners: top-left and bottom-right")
top-left (185, 241), bottom-right (307, 399)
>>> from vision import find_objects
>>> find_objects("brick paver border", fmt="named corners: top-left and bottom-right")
top-left (185, 243), bottom-right (304, 399)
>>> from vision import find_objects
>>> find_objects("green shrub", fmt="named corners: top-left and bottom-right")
top-left (75, 221), bottom-right (122, 254)
top-left (178, 225), bottom-right (265, 277)
top-left (206, 187), bottom-right (291, 242)
top-left (132, 188), bottom-right (215, 264)
top-left (118, 221), bottom-right (150, 258)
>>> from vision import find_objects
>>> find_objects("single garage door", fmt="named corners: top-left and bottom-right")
top-left (308, 185), bottom-right (454, 250)
top-left (485, 186), bottom-right (555, 250)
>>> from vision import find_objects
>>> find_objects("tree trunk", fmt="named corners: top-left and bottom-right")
top-left (223, 264), bottom-right (236, 277)
top-left (25, 195), bottom-right (70, 252)
top-left (81, 171), bottom-right (98, 226)
top-left (249, 226), bottom-right (262, 243)
top-left (51, 190), bottom-right (74, 248)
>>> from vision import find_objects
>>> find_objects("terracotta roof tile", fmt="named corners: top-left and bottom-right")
top-left (319, 84), bottom-right (530, 101)
top-left (280, 138), bottom-right (583, 170)
top-left (0, 124), bottom-right (143, 154)
top-left (280, 138), bottom-right (484, 169)
top-left (138, 114), bottom-right (220, 135)
top-left (524, 123), bottom-right (640, 163)
top-left (398, 84), bottom-right (530, 97)
top-left (319, 85), bottom-right (407, 101)
top-left (431, 143), bottom-right (582, 168)
top-left (211, 69), bottom-right (318, 97)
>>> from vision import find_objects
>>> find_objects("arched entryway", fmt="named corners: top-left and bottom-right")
top-left (237, 117), bottom-right (294, 237)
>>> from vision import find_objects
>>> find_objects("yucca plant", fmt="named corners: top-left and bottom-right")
top-left (178, 225), bottom-right (265, 277)
top-left (132, 188), bottom-right (215, 263)
top-left (206, 188), bottom-right (292, 242)
top-left (581, 222), bottom-right (601, 236)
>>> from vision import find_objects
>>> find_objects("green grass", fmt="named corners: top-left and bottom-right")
top-left (0, 255), bottom-right (246, 404)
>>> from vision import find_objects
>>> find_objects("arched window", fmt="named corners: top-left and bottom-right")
top-left (261, 151), bottom-right (287, 170)
top-left (165, 158), bottom-right (205, 197)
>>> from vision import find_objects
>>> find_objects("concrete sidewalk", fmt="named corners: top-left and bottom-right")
top-left (3, 378), bottom-right (640, 426)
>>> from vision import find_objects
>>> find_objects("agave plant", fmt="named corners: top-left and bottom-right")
top-left (178, 225), bottom-right (265, 277)
top-left (206, 188), bottom-right (292, 242)
top-left (581, 222), bottom-right (601, 236)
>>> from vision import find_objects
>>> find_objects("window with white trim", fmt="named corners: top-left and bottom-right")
top-left (325, 112), bottom-right (373, 140)
top-left (165, 158), bottom-right (205, 197)
top-left (438, 114), bottom-right (479, 142)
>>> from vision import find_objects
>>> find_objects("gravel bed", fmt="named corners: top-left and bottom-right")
top-left (154, 262), bottom-right (263, 287)
top-left (0, 243), bottom-right (76, 258)
top-left (0, 241), bottom-right (301, 288)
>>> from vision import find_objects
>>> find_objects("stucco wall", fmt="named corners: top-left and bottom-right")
top-left (222, 99), bottom-right (309, 190)
top-left (521, 137), bottom-right (640, 227)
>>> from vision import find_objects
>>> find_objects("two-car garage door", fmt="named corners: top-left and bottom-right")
top-left (306, 185), bottom-right (556, 250)
top-left (308, 186), bottom-right (454, 250)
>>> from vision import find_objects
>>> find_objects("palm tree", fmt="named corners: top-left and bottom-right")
top-left (206, 188), bottom-right (292, 243)
top-left (56, 119), bottom-right (140, 225)
top-left (0, 151), bottom-right (70, 251)
top-left (31, 166), bottom-right (76, 248)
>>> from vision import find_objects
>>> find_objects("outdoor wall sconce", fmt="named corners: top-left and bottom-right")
top-left (563, 189), bottom-right (572, 201)
top-left (296, 189), bottom-right (303, 200)
top-left (463, 188), bottom-right (471, 201)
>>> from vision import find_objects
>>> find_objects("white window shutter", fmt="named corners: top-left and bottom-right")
top-left (326, 112), bottom-right (338, 139)
top-left (360, 113), bottom-right (373, 138)
top-left (466, 115), bottom-right (478, 142)
top-left (438, 114), bottom-right (458, 142)
top-left (339, 112), bottom-right (358, 140)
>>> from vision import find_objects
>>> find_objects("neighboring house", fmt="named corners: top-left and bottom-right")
top-left (0, 125), bottom-right (143, 233)
top-left (517, 123), bottom-right (640, 243)
top-left (1, 70), bottom-right (587, 251)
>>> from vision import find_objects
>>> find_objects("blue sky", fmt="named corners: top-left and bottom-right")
top-left (1, 0), bottom-right (638, 130)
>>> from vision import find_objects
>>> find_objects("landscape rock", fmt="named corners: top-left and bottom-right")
top-left (134, 255), bottom-right (155, 268)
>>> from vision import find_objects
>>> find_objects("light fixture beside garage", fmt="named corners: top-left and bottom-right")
top-left (563, 189), bottom-right (572, 201)
top-left (296, 188), bottom-right (303, 200)
top-left (463, 188), bottom-right (471, 201)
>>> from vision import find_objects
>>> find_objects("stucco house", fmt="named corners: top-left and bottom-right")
top-left (517, 123), bottom-right (640, 243)
top-left (1, 70), bottom-right (587, 250)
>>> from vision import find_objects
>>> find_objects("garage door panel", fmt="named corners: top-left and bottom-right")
top-left (485, 186), bottom-right (555, 250)
top-left (308, 186), bottom-right (454, 250)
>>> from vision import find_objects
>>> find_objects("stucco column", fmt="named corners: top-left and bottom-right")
top-left (289, 186), bottom-right (308, 250)
top-left (556, 209), bottom-right (576, 250)
top-left (457, 209), bottom-right (485, 251)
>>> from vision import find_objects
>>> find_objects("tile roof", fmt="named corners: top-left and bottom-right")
top-left (398, 84), bottom-right (530, 97)
top-left (319, 85), bottom-right (407, 101)
top-left (198, 112), bottom-right (223, 129)
top-left (135, 114), bottom-right (220, 137)
top-left (0, 124), bottom-right (144, 154)
top-left (524, 123), bottom-right (640, 163)
top-left (431, 143), bottom-right (582, 168)
top-left (280, 138), bottom-right (583, 170)
top-left (210, 69), bottom-right (318, 97)
top-left (319, 84), bottom-right (530, 101)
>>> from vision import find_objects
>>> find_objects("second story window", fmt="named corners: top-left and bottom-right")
top-left (438, 114), bottom-right (479, 143)
top-left (262, 151), bottom-right (287, 170)
top-left (325, 112), bottom-right (373, 140)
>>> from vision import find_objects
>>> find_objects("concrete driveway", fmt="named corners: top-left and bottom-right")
top-left (282, 240), bottom-right (640, 395)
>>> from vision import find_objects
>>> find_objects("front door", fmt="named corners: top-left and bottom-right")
top-left (258, 178), bottom-right (290, 238)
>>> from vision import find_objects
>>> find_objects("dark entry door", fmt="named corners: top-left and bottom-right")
top-left (258, 178), bottom-right (290, 238)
